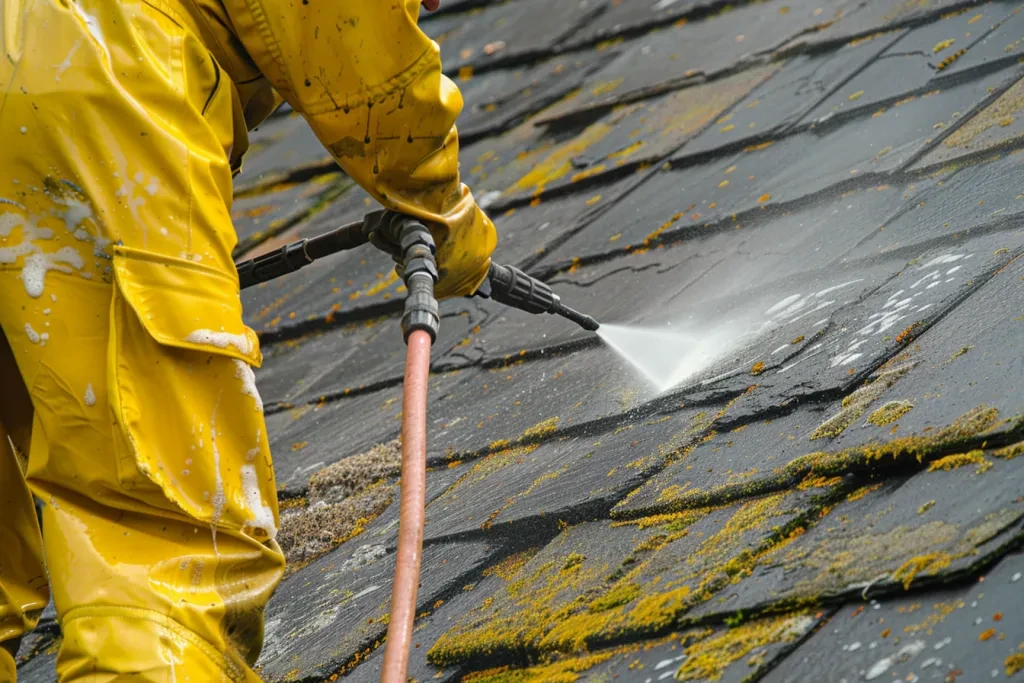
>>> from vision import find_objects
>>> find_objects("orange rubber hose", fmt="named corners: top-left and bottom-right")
top-left (381, 329), bottom-right (431, 683)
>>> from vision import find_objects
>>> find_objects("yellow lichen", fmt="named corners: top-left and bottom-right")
top-left (928, 449), bottom-right (991, 473)
top-left (993, 441), bottom-right (1024, 460)
top-left (933, 38), bottom-right (956, 53)
top-left (867, 400), bottom-right (914, 426)
top-left (750, 361), bottom-right (766, 375)
top-left (675, 612), bottom-right (816, 681)
top-left (1006, 652), bottom-right (1024, 676)
top-left (522, 417), bottom-right (560, 440)
top-left (892, 553), bottom-right (952, 589)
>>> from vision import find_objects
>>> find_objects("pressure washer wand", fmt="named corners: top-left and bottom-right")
top-left (235, 214), bottom-right (600, 332)
top-left (476, 262), bottom-right (600, 332)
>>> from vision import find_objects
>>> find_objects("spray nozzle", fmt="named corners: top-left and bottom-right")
top-left (477, 263), bottom-right (600, 332)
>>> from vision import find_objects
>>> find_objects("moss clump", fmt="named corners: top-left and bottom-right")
top-left (307, 438), bottom-right (401, 500)
top-left (867, 400), bottom-right (914, 426)
top-left (276, 482), bottom-right (393, 567)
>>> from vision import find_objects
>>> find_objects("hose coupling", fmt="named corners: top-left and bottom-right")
top-left (393, 218), bottom-right (439, 344)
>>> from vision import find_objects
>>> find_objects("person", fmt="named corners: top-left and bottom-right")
top-left (0, 0), bottom-right (496, 679)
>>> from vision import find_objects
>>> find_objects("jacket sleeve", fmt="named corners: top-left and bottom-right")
top-left (220, 0), bottom-right (497, 298)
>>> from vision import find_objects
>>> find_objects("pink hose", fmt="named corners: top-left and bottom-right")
top-left (380, 329), bottom-right (431, 683)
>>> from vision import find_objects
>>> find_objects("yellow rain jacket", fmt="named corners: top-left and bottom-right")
top-left (0, 0), bottom-right (495, 680)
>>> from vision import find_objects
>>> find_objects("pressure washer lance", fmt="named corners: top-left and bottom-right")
top-left (234, 211), bottom-right (600, 332)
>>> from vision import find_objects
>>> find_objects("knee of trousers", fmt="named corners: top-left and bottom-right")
top-left (57, 606), bottom-right (266, 682)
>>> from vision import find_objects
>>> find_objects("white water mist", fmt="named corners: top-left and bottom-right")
top-left (597, 320), bottom-right (751, 394)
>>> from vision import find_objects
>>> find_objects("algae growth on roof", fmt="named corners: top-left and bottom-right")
top-left (17, 0), bottom-right (1024, 680)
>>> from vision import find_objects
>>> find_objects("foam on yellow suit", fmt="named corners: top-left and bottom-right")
top-left (0, 0), bottom-right (495, 679)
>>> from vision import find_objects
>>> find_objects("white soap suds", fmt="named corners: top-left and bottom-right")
top-left (233, 359), bottom-right (264, 412)
top-left (84, 383), bottom-right (96, 406)
top-left (185, 329), bottom-right (252, 355)
top-left (25, 323), bottom-right (40, 344)
top-left (0, 213), bottom-right (24, 236)
top-left (240, 464), bottom-right (277, 541)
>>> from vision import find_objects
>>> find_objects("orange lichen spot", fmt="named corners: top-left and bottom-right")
top-left (644, 212), bottom-right (683, 245)
top-left (933, 38), bottom-right (956, 53)
top-left (968, 12), bottom-right (983, 24)
top-left (530, 197), bottom-right (542, 208)
top-left (743, 141), bottom-right (773, 153)
top-left (568, 257), bottom-right (581, 273)
top-left (609, 233), bottom-right (622, 242)
top-left (791, 335), bottom-right (805, 344)
top-left (895, 322), bottom-right (921, 343)
top-left (291, 441), bottom-right (308, 451)
top-left (881, 628), bottom-right (891, 637)
top-left (980, 628), bottom-right (996, 641)
top-left (848, 90), bottom-right (864, 101)
top-left (994, 612), bottom-right (1003, 621)
top-left (720, 124), bottom-right (736, 133)
top-left (458, 66), bottom-right (473, 81)
top-left (503, 207), bottom-right (517, 218)
top-left (757, 193), bottom-right (771, 204)
top-left (724, 165), bottom-right (737, 174)
top-left (586, 194), bottom-right (603, 206)
top-left (718, 180), bottom-right (730, 188)
top-left (750, 361), bottom-right (766, 375)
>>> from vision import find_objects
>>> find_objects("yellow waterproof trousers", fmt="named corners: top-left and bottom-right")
top-left (0, 0), bottom-right (284, 680)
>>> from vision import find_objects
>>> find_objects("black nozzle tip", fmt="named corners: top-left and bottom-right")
top-left (555, 304), bottom-right (600, 332)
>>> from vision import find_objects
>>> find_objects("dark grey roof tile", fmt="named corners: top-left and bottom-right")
top-left (423, 402), bottom-right (725, 542)
top-left (913, 72), bottom-right (1024, 168)
top-left (256, 535), bottom-right (497, 681)
top-left (432, 0), bottom-right (607, 73)
top-left (762, 550), bottom-right (1024, 683)
top-left (801, 8), bottom-right (1015, 125)
top-left (546, 0), bottom-right (848, 121)
top-left (677, 33), bottom-right (906, 162)
top-left (934, 4), bottom-right (1024, 79)
top-left (693, 453), bottom-right (1024, 623)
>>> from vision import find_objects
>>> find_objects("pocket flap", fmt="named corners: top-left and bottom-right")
top-left (112, 246), bottom-right (262, 367)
